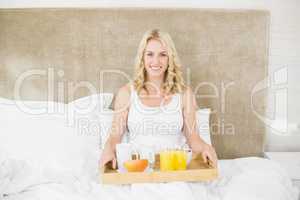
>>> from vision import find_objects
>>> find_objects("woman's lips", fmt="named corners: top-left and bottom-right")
top-left (150, 66), bottom-right (161, 71)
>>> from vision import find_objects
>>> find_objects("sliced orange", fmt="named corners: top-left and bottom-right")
top-left (124, 159), bottom-right (148, 172)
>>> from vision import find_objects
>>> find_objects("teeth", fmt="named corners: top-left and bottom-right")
top-left (151, 66), bottom-right (160, 70)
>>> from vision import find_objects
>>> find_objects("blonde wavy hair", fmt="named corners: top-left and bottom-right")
top-left (133, 29), bottom-right (186, 95)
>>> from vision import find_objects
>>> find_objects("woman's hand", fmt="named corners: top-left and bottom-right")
top-left (99, 144), bottom-right (117, 169)
top-left (192, 142), bottom-right (218, 168)
top-left (200, 143), bottom-right (218, 168)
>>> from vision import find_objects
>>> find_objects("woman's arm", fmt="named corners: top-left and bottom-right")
top-left (182, 86), bottom-right (218, 167)
top-left (99, 84), bottom-right (131, 168)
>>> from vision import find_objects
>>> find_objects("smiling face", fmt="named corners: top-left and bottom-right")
top-left (134, 29), bottom-right (185, 95)
top-left (143, 39), bottom-right (169, 79)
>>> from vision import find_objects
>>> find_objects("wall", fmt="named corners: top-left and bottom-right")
top-left (1, 0), bottom-right (299, 151)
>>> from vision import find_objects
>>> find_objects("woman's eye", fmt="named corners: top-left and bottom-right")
top-left (146, 53), bottom-right (153, 56)
top-left (161, 54), bottom-right (167, 57)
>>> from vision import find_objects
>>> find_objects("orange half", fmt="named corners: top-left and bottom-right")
top-left (124, 159), bottom-right (148, 172)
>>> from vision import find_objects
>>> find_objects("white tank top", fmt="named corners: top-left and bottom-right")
top-left (127, 84), bottom-right (186, 152)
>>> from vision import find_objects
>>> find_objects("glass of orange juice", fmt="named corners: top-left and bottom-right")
top-left (160, 149), bottom-right (172, 171)
top-left (174, 150), bottom-right (187, 170)
top-left (159, 148), bottom-right (188, 171)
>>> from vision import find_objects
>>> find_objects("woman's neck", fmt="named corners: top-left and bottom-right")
top-left (145, 76), bottom-right (164, 94)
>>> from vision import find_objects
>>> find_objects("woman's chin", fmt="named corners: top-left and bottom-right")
top-left (147, 70), bottom-right (165, 78)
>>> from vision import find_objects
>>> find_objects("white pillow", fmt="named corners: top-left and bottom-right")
top-left (97, 108), bottom-right (212, 148)
top-left (0, 98), bottom-right (101, 177)
top-left (68, 93), bottom-right (113, 113)
top-left (67, 93), bottom-right (113, 126)
top-left (0, 92), bottom-right (113, 117)
top-left (0, 97), bottom-right (14, 105)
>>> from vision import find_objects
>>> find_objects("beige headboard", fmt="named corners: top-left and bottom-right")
top-left (0, 8), bottom-right (269, 159)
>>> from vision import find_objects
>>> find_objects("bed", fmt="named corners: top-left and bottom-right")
top-left (0, 8), bottom-right (299, 200)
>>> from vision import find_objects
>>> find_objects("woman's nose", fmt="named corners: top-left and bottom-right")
top-left (152, 56), bottom-right (160, 65)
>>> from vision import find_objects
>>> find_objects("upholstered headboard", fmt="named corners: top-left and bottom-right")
top-left (0, 8), bottom-right (270, 159)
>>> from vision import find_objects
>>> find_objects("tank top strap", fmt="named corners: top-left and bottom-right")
top-left (178, 92), bottom-right (183, 110)
top-left (172, 92), bottom-right (183, 112)
top-left (129, 83), bottom-right (136, 103)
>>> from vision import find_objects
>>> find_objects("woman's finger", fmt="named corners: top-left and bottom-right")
top-left (207, 153), bottom-right (214, 167)
top-left (208, 148), bottom-right (217, 167)
top-left (211, 155), bottom-right (218, 168)
top-left (206, 151), bottom-right (216, 168)
top-left (112, 158), bottom-right (117, 169)
top-left (100, 157), bottom-right (110, 168)
top-left (201, 151), bottom-right (208, 163)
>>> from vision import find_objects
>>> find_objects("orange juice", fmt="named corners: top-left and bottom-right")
top-left (170, 150), bottom-right (177, 170)
top-left (160, 149), bottom-right (187, 171)
top-left (160, 150), bottom-right (171, 171)
top-left (159, 151), bottom-right (166, 171)
top-left (174, 150), bottom-right (187, 170)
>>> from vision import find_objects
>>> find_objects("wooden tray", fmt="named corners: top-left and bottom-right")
top-left (100, 153), bottom-right (218, 184)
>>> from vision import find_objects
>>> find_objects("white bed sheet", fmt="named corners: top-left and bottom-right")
top-left (1, 157), bottom-right (299, 200)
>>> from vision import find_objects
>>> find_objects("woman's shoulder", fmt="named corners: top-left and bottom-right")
top-left (111, 83), bottom-right (132, 110)
top-left (119, 83), bottom-right (132, 94)
top-left (180, 85), bottom-right (197, 106)
top-left (115, 83), bottom-right (133, 100)
top-left (181, 85), bottom-right (194, 97)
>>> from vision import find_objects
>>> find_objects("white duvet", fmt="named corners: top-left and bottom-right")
top-left (0, 157), bottom-right (299, 200)
top-left (0, 100), bottom-right (299, 200)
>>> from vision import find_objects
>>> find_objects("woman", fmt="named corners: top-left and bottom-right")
top-left (99, 29), bottom-right (218, 169)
